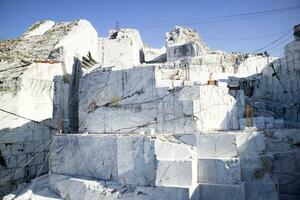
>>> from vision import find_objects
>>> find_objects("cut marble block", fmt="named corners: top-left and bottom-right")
top-left (117, 136), bottom-right (156, 187)
top-left (197, 158), bottom-right (241, 184)
top-left (240, 156), bottom-right (273, 182)
top-left (190, 183), bottom-right (243, 200)
top-left (49, 135), bottom-right (118, 181)
top-left (196, 134), bottom-right (238, 158)
top-left (50, 174), bottom-right (126, 200)
top-left (100, 29), bottom-right (143, 69)
top-left (49, 134), bottom-right (157, 187)
top-left (79, 66), bottom-right (157, 133)
top-left (51, 175), bottom-right (121, 200)
top-left (50, 174), bottom-right (189, 200)
top-left (277, 174), bottom-right (300, 195)
top-left (167, 42), bottom-right (199, 62)
top-left (243, 181), bottom-right (279, 200)
top-left (54, 177), bottom-right (106, 200)
top-left (236, 131), bottom-right (266, 156)
top-left (273, 152), bottom-right (297, 174)
top-left (175, 134), bottom-right (196, 146)
top-left (155, 160), bottom-right (197, 187)
top-left (194, 85), bottom-right (239, 131)
top-left (154, 139), bottom-right (196, 160)
top-left (265, 139), bottom-right (292, 152)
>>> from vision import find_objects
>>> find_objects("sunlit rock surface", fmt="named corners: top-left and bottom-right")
top-left (143, 44), bottom-right (166, 63)
top-left (22, 20), bottom-right (55, 38)
top-left (79, 67), bottom-right (243, 133)
top-left (98, 29), bottom-right (144, 69)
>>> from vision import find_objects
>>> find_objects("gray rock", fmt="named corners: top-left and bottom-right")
top-left (273, 152), bottom-right (296, 174)
top-left (277, 174), bottom-right (300, 195)
top-left (240, 156), bottom-right (273, 182)
top-left (244, 181), bottom-right (279, 200)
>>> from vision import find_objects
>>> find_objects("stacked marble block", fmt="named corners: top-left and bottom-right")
top-left (193, 131), bottom-right (279, 200)
top-left (0, 124), bottom-right (54, 196)
top-left (79, 66), bottom-right (242, 134)
top-left (263, 129), bottom-right (300, 200)
top-left (154, 138), bottom-right (197, 188)
top-left (49, 134), bottom-right (196, 199)
top-left (49, 129), bottom-right (299, 200)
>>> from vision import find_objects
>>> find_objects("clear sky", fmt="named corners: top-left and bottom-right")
top-left (0, 0), bottom-right (299, 56)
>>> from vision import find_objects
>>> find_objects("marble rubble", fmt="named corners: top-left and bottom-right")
top-left (0, 20), bottom-right (299, 200)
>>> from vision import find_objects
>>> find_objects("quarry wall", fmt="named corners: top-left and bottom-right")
top-left (0, 20), bottom-right (299, 199)
top-left (0, 19), bottom-right (99, 197)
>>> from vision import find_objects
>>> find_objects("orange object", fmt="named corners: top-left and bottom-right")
top-left (207, 80), bottom-right (217, 85)
top-left (207, 73), bottom-right (217, 85)
top-left (246, 104), bottom-right (253, 127)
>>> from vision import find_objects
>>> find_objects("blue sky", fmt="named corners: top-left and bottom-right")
top-left (0, 0), bottom-right (299, 56)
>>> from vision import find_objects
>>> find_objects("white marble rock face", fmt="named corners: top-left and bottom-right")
top-left (48, 174), bottom-right (190, 200)
top-left (154, 138), bottom-right (196, 160)
top-left (49, 134), bottom-right (200, 189)
top-left (78, 66), bottom-right (158, 133)
top-left (155, 160), bottom-right (197, 187)
top-left (197, 158), bottom-right (241, 184)
top-left (235, 131), bottom-right (266, 156)
top-left (191, 183), bottom-right (243, 200)
top-left (117, 136), bottom-right (156, 187)
top-left (47, 133), bottom-right (208, 198)
top-left (49, 135), bottom-right (118, 181)
top-left (196, 133), bottom-right (238, 158)
top-left (194, 85), bottom-right (240, 131)
top-left (98, 29), bottom-right (144, 69)
top-left (79, 66), bottom-right (242, 134)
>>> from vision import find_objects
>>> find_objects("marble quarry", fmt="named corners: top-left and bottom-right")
top-left (0, 20), bottom-right (299, 200)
